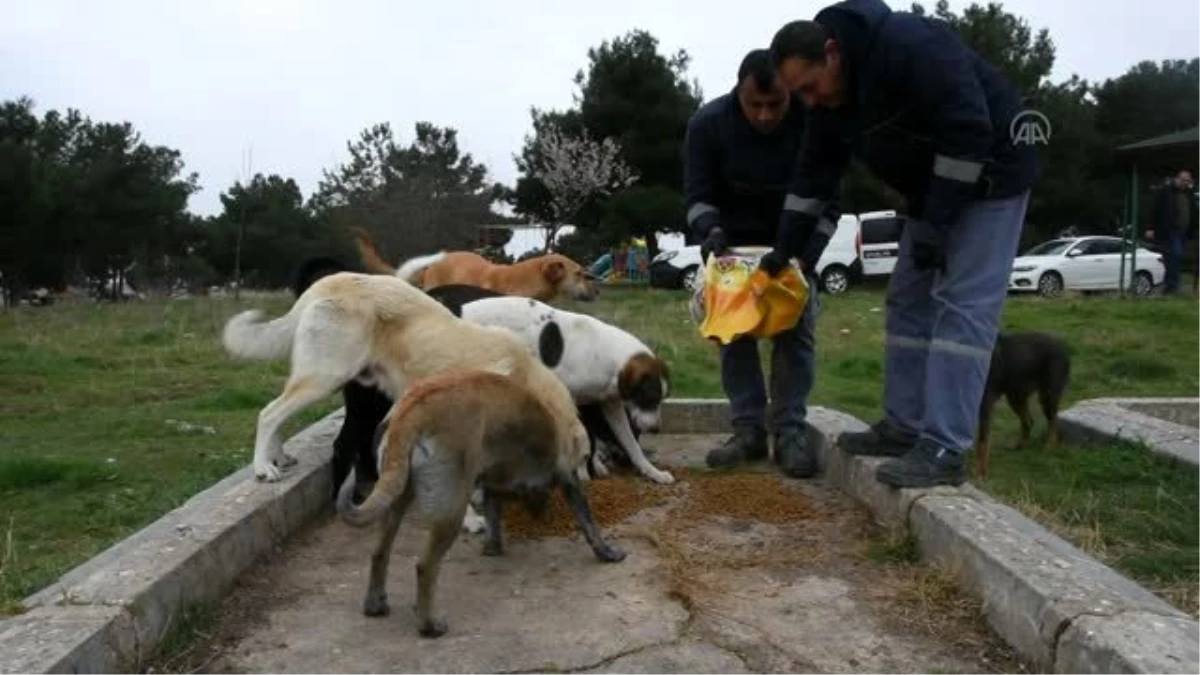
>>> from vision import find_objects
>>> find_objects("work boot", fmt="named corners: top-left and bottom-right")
top-left (705, 427), bottom-right (768, 469)
top-left (774, 427), bottom-right (818, 479)
top-left (838, 419), bottom-right (917, 457)
top-left (875, 439), bottom-right (965, 488)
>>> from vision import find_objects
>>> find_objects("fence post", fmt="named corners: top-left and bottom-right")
top-left (1130, 164), bottom-right (1140, 296)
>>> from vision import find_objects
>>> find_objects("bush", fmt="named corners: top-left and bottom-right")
top-left (554, 228), bottom-right (612, 266)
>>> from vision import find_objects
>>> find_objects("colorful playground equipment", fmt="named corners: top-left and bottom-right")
top-left (589, 238), bottom-right (650, 284)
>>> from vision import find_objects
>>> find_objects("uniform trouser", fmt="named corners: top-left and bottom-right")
top-left (719, 274), bottom-right (820, 435)
top-left (882, 191), bottom-right (1030, 453)
top-left (1163, 230), bottom-right (1184, 294)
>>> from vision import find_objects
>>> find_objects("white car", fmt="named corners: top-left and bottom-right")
top-left (1009, 235), bottom-right (1165, 297)
top-left (649, 215), bottom-right (866, 294)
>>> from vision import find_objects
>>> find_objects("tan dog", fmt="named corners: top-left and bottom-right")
top-left (336, 369), bottom-right (626, 638)
top-left (221, 272), bottom-right (588, 483)
top-left (353, 228), bottom-right (598, 302)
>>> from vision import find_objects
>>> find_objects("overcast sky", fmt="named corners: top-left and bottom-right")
top-left (3, 0), bottom-right (1197, 216)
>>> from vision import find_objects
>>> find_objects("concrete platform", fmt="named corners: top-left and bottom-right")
top-left (182, 434), bottom-right (1015, 674)
top-left (8, 401), bottom-right (1194, 674)
top-left (1059, 397), bottom-right (1200, 466)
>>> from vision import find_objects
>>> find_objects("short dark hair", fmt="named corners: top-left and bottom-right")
top-left (769, 20), bottom-right (830, 65)
top-left (737, 49), bottom-right (778, 92)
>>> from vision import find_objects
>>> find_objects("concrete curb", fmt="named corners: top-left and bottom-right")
top-left (660, 399), bottom-right (1199, 674)
top-left (4, 399), bottom-right (1196, 673)
top-left (1, 410), bottom-right (344, 674)
top-left (1057, 397), bottom-right (1199, 466)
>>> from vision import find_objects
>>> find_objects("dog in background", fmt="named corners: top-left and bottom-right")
top-left (337, 369), bottom-right (625, 639)
top-left (353, 227), bottom-right (599, 303)
top-left (221, 271), bottom-right (587, 487)
top-left (975, 330), bottom-right (1071, 480)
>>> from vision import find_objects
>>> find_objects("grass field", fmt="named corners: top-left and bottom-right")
top-left (0, 284), bottom-right (1196, 617)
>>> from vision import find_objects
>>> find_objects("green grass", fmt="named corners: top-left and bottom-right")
top-left (0, 294), bottom-right (339, 613)
top-left (0, 283), bottom-right (1195, 617)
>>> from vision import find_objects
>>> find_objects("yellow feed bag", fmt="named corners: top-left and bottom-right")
top-left (694, 248), bottom-right (809, 345)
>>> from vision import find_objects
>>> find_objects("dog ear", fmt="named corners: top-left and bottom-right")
top-left (543, 260), bottom-right (567, 284)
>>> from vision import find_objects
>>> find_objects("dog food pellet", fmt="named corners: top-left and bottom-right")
top-left (502, 469), bottom-right (818, 540)
top-left (680, 472), bottom-right (818, 524)
top-left (502, 478), bottom-right (666, 539)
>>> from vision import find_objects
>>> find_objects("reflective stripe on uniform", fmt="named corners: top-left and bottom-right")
top-left (930, 338), bottom-right (992, 361)
top-left (933, 154), bottom-right (984, 183)
top-left (687, 202), bottom-right (719, 225)
top-left (886, 334), bottom-right (930, 351)
top-left (886, 334), bottom-right (992, 360)
top-left (784, 194), bottom-right (825, 215)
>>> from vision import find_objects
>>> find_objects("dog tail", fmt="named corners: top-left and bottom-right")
top-left (350, 226), bottom-right (398, 276)
top-left (394, 252), bottom-right (446, 286)
top-left (337, 397), bottom-right (424, 527)
top-left (221, 307), bottom-right (301, 362)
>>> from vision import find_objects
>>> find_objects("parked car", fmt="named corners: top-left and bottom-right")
top-left (856, 210), bottom-right (906, 278)
top-left (1008, 235), bottom-right (1165, 297)
top-left (650, 212), bottom-right (890, 294)
top-left (648, 245), bottom-right (706, 291)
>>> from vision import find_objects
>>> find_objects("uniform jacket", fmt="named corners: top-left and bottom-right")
top-left (777, 0), bottom-right (1042, 267)
top-left (1152, 182), bottom-right (1198, 237)
top-left (684, 89), bottom-right (808, 247)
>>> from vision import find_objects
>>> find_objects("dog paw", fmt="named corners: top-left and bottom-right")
top-left (481, 540), bottom-right (504, 557)
top-left (362, 592), bottom-right (390, 617)
top-left (418, 617), bottom-right (449, 639)
top-left (461, 512), bottom-right (488, 534)
top-left (587, 455), bottom-right (611, 479)
top-left (254, 461), bottom-right (282, 482)
top-left (277, 453), bottom-right (298, 468)
top-left (648, 469), bottom-right (675, 485)
top-left (595, 543), bottom-right (628, 563)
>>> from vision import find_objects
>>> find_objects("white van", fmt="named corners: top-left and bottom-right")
top-left (811, 214), bottom-right (861, 293)
top-left (649, 214), bottom-right (865, 294)
top-left (856, 210), bottom-right (906, 277)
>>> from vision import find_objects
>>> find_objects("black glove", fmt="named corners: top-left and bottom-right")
top-left (700, 226), bottom-right (728, 262)
top-left (758, 249), bottom-right (789, 278)
top-left (907, 219), bottom-right (947, 272)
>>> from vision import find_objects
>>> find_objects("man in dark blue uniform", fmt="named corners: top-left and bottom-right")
top-left (684, 49), bottom-right (821, 478)
top-left (760, 0), bottom-right (1041, 488)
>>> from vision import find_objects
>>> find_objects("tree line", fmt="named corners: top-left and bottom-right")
top-left (2, 1), bottom-right (1196, 301)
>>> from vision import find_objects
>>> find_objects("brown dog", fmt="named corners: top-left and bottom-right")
top-left (975, 331), bottom-right (1071, 481)
top-left (336, 369), bottom-right (625, 638)
top-left (353, 228), bottom-right (598, 302)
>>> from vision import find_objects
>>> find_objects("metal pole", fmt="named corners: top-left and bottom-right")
top-left (1119, 184), bottom-right (1129, 297)
top-left (1130, 164), bottom-right (1139, 296)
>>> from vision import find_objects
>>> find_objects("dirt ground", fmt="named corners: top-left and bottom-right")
top-left (153, 435), bottom-right (1025, 674)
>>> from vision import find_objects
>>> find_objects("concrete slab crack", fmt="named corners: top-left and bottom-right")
top-left (499, 638), bottom-right (684, 674)
top-left (903, 492), bottom-right (931, 526)
top-left (702, 638), bottom-right (755, 672)
top-left (1050, 604), bottom-right (1194, 670)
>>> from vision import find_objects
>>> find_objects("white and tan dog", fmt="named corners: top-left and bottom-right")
top-left (221, 272), bottom-right (589, 484)
top-left (426, 286), bottom-right (674, 486)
